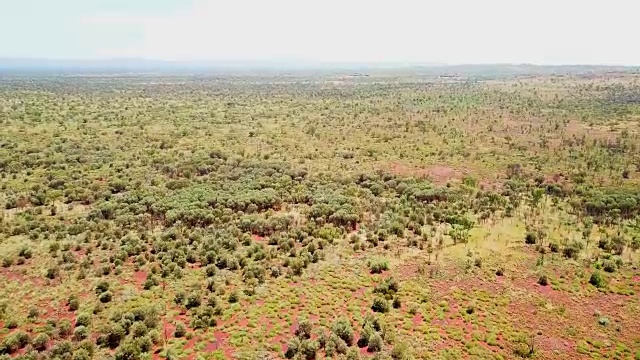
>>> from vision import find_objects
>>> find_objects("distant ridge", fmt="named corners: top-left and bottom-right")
top-left (0, 58), bottom-right (637, 75)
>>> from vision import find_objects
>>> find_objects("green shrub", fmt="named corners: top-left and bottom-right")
top-left (285, 337), bottom-right (300, 359)
top-left (5, 319), bottom-right (18, 329)
top-left (68, 296), bottom-right (80, 311)
top-left (295, 319), bottom-right (312, 339)
top-left (174, 292), bottom-right (185, 305)
top-left (99, 324), bottom-right (125, 348)
top-left (598, 316), bottom-right (610, 326)
top-left (326, 334), bottom-right (348, 356)
top-left (374, 277), bottom-right (399, 296)
top-left (73, 326), bottom-right (89, 341)
top-left (98, 291), bottom-right (112, 303)
top-left (174, 322), bottom-right (186, 338)
top-left (391, 343), bottom-right (410, 360)
top-left (76, 340), bottom-right (95, 357)
top-left (589, 272), bottom-right (606, 288)
top-left (18, 247), bottom-right (33, 259)
top-left (94, 281), bottom-right (110, 294)
top-left (368, 259), bottom-right (389, 274)
top-left (372, 297), bottom-right (390, 313)
top-left (525, 232), bottom-right (537, 245)
top-left (72, 349), bottom-right (91, 360)
top-left (228, 291), bottom-right (239, 303)
top-left (27, 307), bottom-right (39, 319)
top-left (537, 275), bottom-right (549, 286)
top-left (299, 339), bottom-right (318, 360)
top-left (75, 313), bottom-right (91, 327)
top-left (185, 293), bottom-right (201, 309)
top-left (130, 322), bottom-right (148, 338)
top-left (58, 319), bottom-right (72, 337)
top-left (367, 332), bottom-right (384, 353)
top-left (602, 260), bottom-right (616, 273)
top-left (45, 267), bottom-right (59, 279)
top-left (346, 348), bottom-right (360, 360)
top-left (31, 333), bottom-right (50, 351)
top-left (2, 257), bottom-right (14, 268)
top-left (143, 275), bottom-right (159, 290)
top-left (270, 266), bottom-right (282, 277)
top-left (331, 318), bottom-right (354, 346)
top-left (392, 297), bottom-right (401, 309)
top-left (563, 241), bottom-right (583, 260)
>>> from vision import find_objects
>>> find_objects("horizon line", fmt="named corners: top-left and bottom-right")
top-left (1, 57), bottom-right (640, 68)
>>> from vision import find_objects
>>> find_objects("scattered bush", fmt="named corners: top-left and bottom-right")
top-left (75, 313), bottom-right (91, 327)
top-left (598, 316), bottom-right (610, 326)
top-left (368, 258), bottom-right (389, 274)
top-left (525, 232), bottom-right (537, 245)
top-left (295, 319), bottom-right (312, 339)
top-left (374, 277), bottom-right (399, 296)
top-left (73, 326), bottom-right (89, 341)
top-left (95, 281), bottom-right (110, 294)
top-left (367, 332), bottom-right (384, 353)
top-left (391, 343), bottom-right (410, 360)
top-left (602, 260), bottom-right (617, 273)
top-left (372, 297), bottom-right (390, 313)
top-left (589, 272), bottom-right (606, 288)
top-left (228, 291), bottom-right (240, 303)
top-left (68, 295), bottom-right (80, 311)
top-left (98, 291), bottom-right (113, 303)
top-left (31, 333), bottom-right (49, 351)
top-left (537, 275), bottom-right (549, 286)
top-left (392, 297), bottom-right (401, 309)
top-left (174, 322), bottom-right (186, 338)
top-left (298, 339), bottom-right (318, 360)
top-left (285, 337), bottom-right (300, 359)
top-left (331, 318), bottom-right (354, 346)
top-left (185, 293), bottom-right (201, 309)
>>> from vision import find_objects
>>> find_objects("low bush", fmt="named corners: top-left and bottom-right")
top-left (331, 318), bottom-right (354, 346)
top-left (174, 322), bottom-right (186, 338)
top-left (525, 232), bottom-right (537, 245)
top-left (31, 333), bottom-right (49, 351)
top-left (367, 332), bottom-right (384, 353)
top-left (589, 272), bottom-right (606, 288)
top-left (368, 258), bottom-right (389, 274)
top-left (372, 297), bottom-right (390, 313)
top-left (538, 275), bottom-right (549, 286)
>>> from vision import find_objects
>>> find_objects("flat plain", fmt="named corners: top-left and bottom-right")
top-left (1, 68), bottom-right (640, 360)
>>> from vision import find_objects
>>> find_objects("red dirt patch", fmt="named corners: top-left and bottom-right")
top-left (252, 234), bottom-right (265, 242)
top-left (0, 269), bottom-right (26, 282)
top-left (272, 334), bottom-right (288, 353)
top-left (412, 313), bottom-right (423, 326)
top-left (133, 271), bottom-right (147, 286)
top-left (184, 336), bottom-right (198, 350)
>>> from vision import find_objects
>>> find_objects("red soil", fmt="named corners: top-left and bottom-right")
top-left (184, 336), bottom-right (197, 350)
top-left (252, 234), bottom-right (265, 242)
top-left (133, 271), bottom-right (147, 287)
top-left (412, 313), bottom-right (423, 326)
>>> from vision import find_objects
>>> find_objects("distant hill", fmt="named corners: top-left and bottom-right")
top-left (0, 58), bottom-right (637, 76)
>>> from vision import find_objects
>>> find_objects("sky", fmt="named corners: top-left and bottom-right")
top-left (1, 0), bottom-right (639, 65)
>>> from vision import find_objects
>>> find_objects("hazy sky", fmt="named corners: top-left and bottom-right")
top-left (2, 0), bottom-right (638, 65)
